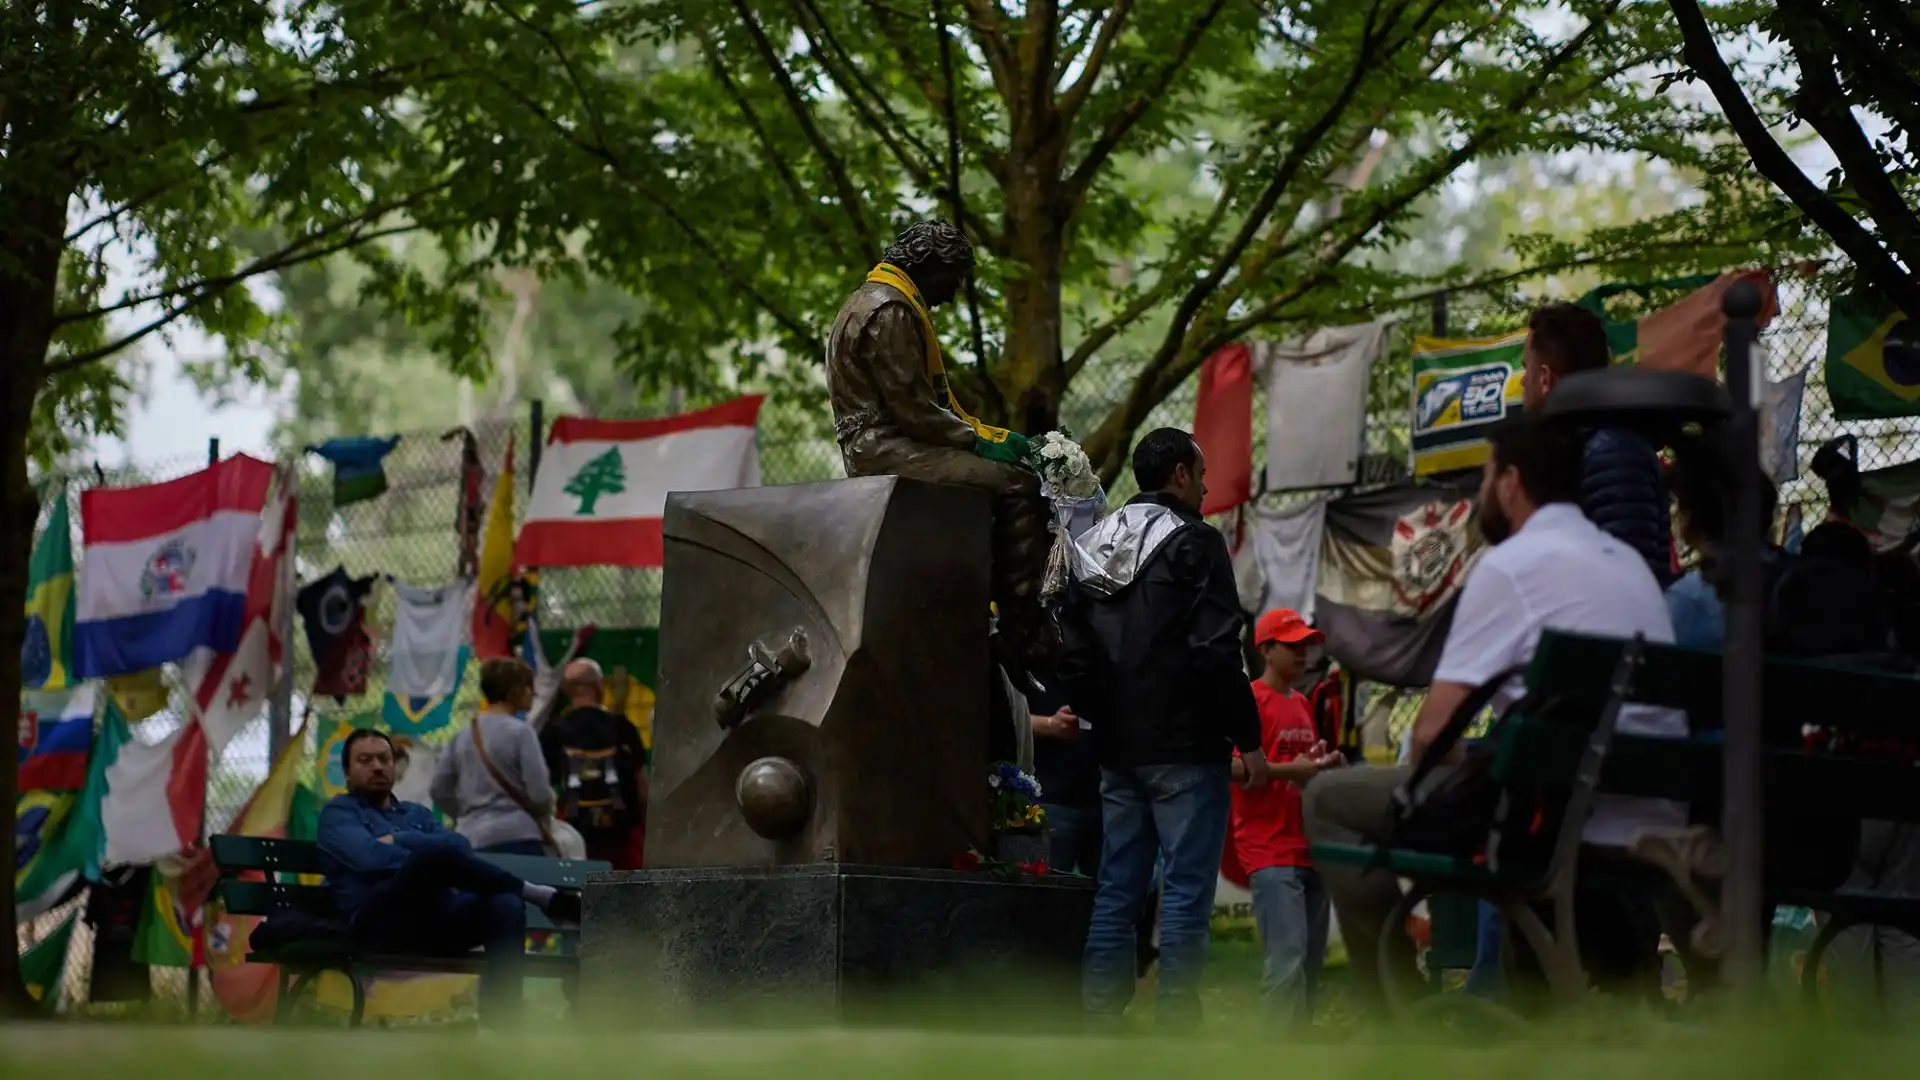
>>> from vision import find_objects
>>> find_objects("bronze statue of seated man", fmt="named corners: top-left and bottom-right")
top-left (826, 220), bottom-right (1054, 666)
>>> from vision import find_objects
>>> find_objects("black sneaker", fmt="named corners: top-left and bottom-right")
top-left (546, 889), bottom-right (583, 926)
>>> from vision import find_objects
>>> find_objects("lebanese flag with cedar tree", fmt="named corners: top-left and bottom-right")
top-left (516, 396), bottom-right (765, 568)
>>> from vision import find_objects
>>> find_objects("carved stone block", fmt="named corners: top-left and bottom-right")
top-left (644, 476), bottom-right (992, 869)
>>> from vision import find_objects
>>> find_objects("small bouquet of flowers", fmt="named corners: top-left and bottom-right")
top-left (949, 761), bottom-right (1049, 878)
top-left (989, 760), bottom-right (1045, 834)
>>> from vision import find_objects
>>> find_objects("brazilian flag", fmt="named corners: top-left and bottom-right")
top-left (1827, 292), bottom-right (1920, 420)
top-left (21, 910), bottom-right (78, 1009)
top-left (22, 485), bottom-right (74, 691)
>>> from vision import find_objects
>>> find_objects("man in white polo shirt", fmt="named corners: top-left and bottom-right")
top-left (1303, 413), bottom-right (1683, 1010)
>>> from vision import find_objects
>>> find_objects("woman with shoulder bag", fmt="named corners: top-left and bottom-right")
top-left (432, 657), bottom-right (577, 857)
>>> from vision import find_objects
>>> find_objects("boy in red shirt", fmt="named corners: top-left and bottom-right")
top-left (1230, 609), bottom-right (1343, 1032)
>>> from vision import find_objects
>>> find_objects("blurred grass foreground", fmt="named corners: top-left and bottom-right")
top-left (3, 1019), bottom-right (1919, 1080)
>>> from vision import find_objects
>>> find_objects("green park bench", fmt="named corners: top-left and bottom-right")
top-left (1310, 634), bottom-right (1654, 1022)
top-left (1498, 632), bottom-right (1920, 1005)
top-left (1311, 630), bottom-right (1920, 1019)
top-left (210, 834), bottom-right (609, 1027)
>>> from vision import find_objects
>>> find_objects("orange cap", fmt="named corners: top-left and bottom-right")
top-left (1255, 608), bottom-right (1324, 647)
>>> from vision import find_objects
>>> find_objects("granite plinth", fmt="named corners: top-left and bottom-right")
top-left (580, 864), bottom-right (1094, 1028)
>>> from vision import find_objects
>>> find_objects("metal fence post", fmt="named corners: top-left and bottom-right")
top-left (1719, 280), bottom-right (1767, 993)
top-left (529, 399), bottom-right (544, 485)
top-left (268, 462), bottom-right (296, 764)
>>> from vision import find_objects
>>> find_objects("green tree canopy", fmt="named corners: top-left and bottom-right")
top-left (1669, 0), bottom-right (1920, 313)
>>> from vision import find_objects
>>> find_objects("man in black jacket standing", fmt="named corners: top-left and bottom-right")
top-left (1061, 427), bottom-right (1271, 1032)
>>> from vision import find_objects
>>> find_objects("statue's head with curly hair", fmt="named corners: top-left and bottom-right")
top-left (881, 219), bottom-right (973, 308)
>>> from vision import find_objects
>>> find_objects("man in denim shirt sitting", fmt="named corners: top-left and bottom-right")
top-left (316, 729), bottom-right (581, 1026)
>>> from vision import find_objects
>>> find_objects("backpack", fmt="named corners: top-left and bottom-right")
top-left (552, 710), bottom-right (632, 832)
top-left (1378, 639), bottom-right (1647, 874)
top-left (1371, 663), bottom-right (1554, 866)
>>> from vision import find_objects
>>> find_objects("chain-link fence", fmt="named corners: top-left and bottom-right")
top-left (13, 271), bottom-right (1869, 1016)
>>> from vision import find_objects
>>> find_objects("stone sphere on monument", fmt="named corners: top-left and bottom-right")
top-left (734, 755), bottom-right (812, 840)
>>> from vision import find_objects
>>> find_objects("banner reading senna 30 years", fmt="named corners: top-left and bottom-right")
top-left (1410, 331), bottom-right (1527, 476)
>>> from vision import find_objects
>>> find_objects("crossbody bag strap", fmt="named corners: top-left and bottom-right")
top-left (469, 715), bottom-right (558, 853)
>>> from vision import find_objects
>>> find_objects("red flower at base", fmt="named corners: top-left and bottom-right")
top-left (950, 850), bottom-right (983, 872)
top-left (1019, 860), bottom-right (1048, 876)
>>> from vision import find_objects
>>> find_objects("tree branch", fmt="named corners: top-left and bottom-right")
top-left (1082, 0), bottom-right (1619, 477)
top-left (1055, 0), bottom-right (1132, 123)
top-left (728, 0), bottom-right (880, 260)
top-left (1775, 3), bottom-right (1920, 273)
top-left (957, 0), bottom-right (1023, 110)
top-left (1667, 0), bottom-right (1920, 316)
top-left (54, 180), bottom-right (455, 325)
top-left (1216, 3), bottom-right (1619, 346)
top-left (790, 0), bottom-right (946, 185)
top-left (1803, 1), bottom-right (1920, 142)
top-left (1062, 0), bottom-right (1462, 381)
top-left (43, 218), bottom-right (442, 376)
top-left (697, 28), bottom-right (864, 268)
top-left (1126, 0), bottom-right (1404, 375)
top-left (1063, 0), bottom-right (1227, 199)
top-left (933, 0), bottom-right (996, 408)
top-left (64, 146), bottom-right (242, 243)
top-left (470, 65), bottom-right (821, 355)
top-left (1017, 0), bottom-right (1063, 135)
top-left (1062, 162), bottom-right (1246, 380)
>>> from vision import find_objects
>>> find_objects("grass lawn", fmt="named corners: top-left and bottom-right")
top-left (1, 1016), bottom-right (1914, 1080)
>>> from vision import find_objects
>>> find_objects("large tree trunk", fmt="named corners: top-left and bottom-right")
top-left (991, 139), bottom-right (1069, 438)
top-left (0, 176), bottom-right (71, 1018)
top-left (998, 216), bottom-right (1067, 437)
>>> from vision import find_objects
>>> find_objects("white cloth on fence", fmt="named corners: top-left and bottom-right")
top-left (387, 579), bottom-right (473, 700)
top-left (1259, 323), bottom-right (1390, 491)
top-left (1761, 360), bottom-right (1807, 484)
top-left (1231, 497), bottom-right (1329, 621)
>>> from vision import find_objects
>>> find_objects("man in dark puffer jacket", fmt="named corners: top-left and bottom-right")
top-left (1521, 302), bottom-right (1673, 585)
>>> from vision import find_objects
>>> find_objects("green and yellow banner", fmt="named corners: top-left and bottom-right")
top-left (1410, 331), bottom-right (1526, 476)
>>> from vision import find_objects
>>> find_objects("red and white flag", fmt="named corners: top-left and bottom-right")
top-left (1194, 343), bottom-right (1255, 517)
top-left (516, 396), bottom-right (765, 568)
top-left (183, 465), bottom-right (296, 755)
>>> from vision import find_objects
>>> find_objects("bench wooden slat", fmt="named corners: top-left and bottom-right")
top-left (216, 879), bottom-right (572, 932)
top-left (1498, 723), bottom-right (1920, 823)
top-left (211, 834), bottom-right (327, 876)
top-left (246, 949), bottom-right (583, 976)
top-left (1527, 631), bottom-right (1920, 741)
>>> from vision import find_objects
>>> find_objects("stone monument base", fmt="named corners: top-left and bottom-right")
top-left (580, 864), bottom-right (1095, 1029)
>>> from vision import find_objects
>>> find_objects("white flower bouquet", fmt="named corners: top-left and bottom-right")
top-left (1027, 430), bottom-right (1100, 500)
top-left (1027, 430), bottom-right (1105, 600)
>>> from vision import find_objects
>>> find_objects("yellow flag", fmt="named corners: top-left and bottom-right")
top-left (108, 669), bottom-right (169, 723)
top-left (472, 437), bottom-right (517, 659)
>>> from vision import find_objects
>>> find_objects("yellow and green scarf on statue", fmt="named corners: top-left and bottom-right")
top-left (867, 262), bottom-right (1031, 467)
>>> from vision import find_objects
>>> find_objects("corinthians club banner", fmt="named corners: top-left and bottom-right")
top-left (1314, 471), bottom-right (1484, 686)
top-left (1410, 332), bottom-right (1527, 477)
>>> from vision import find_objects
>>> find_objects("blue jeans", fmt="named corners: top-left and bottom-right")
top-left (1043, 802), bottom-right (1103, 876)
top-left (349, 847), bottom-right (528, 1026)
top-left (1249, 866), bottom-right (1329, 1031)
top-left (1082, 762), bottom-right (1231, 1031)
